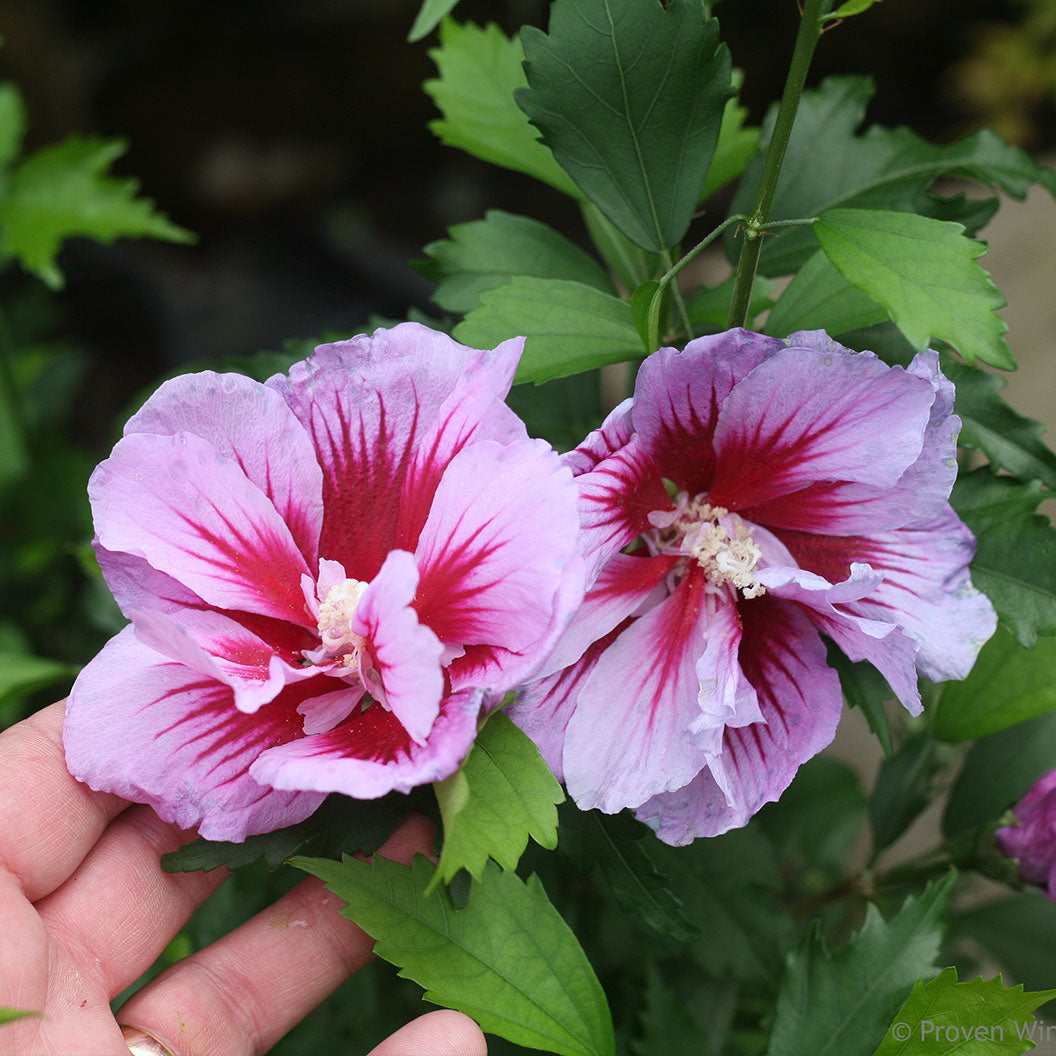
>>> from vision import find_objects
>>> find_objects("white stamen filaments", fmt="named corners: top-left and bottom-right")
top-left (316, 578), bottom-right (369, 667)
top-left (654, 498), bottom-right (766, 599)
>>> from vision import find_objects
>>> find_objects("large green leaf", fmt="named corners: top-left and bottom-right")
top-left (421, 209), bottom-right (613, 314)
top-left (581, 200), bottom-right (660, 291)
top-left (0, 652), bottom-right (71, 709)
top-left (293, 854), bottom-right (615, 1056)
top-left (815, 208), bottom-right (1013, 369)
top-left (767, 874), bottom-right (955, 1056)
top-left (943, 712), bottom-right (1056, 836)
top-left (872, 968), bottom-right (1056, 1055)
top-left (0, 82), bottom-right (27, 168)
top-left (730, 76), bottom-right (1056, 276)
top-left (454, 276), bottom-right (641, 384)
top-left (0, 137), bottom-right (192, 288)
top-left (764, 248), bottom-right (887, 338)
top-left (944, 358), bottom-right (1056, 491)
top-left (518, 0), bottom-right (732, 252)
top-left (434, 712), bottom-right (563, 885)
top-left (559, 808), bottom-right (699, 942)
top-left (952, 469), bottom-right (1056, 647)
top-left (424, 20), bottom-right (578, 197)
top-left (935, 627), bottom-right (1056, 743)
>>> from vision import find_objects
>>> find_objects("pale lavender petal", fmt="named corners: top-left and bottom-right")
top-left (269, 323), bottom-right (524, 581)
top-left (779, 508), bottom-right (996, 683)
top-left (125, 371), bottom-right (323, 567)
top-left (413, 439), bottom-right (582, 689)
top-left (91, 432), bottom-right (314, 626)
top-left (562, 398), bottom-right (634, 477)
top-left (95, 544), bottom-right (206, 618)
top-left (352, 549), bottom-right (444, 746)
top-left (64, 627), bottom-right (326, 842)
top-left (251, 689), bottom-right (484, 798)
top-left (297, 687), bottom-right (364, 736)
top-left (637, 598), bottom-right (842, 842)
top-left (632, 328), bottom-right (783, 495)
top-left (130, 607), bottom-right (318, 713)
top-left (708, 345), bottom-right (936, 511)
top-left (562, 567), bottom-right (719, 813)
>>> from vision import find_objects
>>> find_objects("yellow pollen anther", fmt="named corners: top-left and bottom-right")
top-left (317, 578), bottom-right (369, 658)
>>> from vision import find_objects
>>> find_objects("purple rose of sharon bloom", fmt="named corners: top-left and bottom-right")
top-left (64, 323), bottom-right (583, 841)
top-left (510, 328), bottom-right (996, 844)
top-left (996, 772), bottom-right (1056, 899)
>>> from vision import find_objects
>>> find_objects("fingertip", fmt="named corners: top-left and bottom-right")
top-left (366, 1009), bottom-right (487, 1056)
top-left (371, 812), bottom-right (436, 867)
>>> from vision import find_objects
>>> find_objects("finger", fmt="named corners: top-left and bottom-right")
top-left (36, 804), bottom-right (227, 997)
top-left (366, 1010), bottom-right (488, 1056)
top-left (118, 813), bottom-right (435, 1056)
top-left (0, 701), bottom-right (128, 901)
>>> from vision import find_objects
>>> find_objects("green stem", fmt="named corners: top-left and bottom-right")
top-left (727, 0), bottom-right (826, 329)
top-left (659, 249), bottom-right (694, 342)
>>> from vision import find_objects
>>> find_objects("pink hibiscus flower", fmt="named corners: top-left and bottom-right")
top-left (64, 323), bottom-right (584, 841)
top-left (510, 328), bottom-right (996, 844)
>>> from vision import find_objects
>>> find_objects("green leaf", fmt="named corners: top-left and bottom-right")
top-left (424, 20), bottom-right (579, 197)
top-left (943, 712), bottom-right (1056, 837)
top-left (815, 208), bottom-right (1013, 369)
top-left (767, 873), bottom-right (956, 1056)
top-left (872, 967), bottom-right (1056, 1055)
top-left (632, 964), bottom-right (736, 1056)
top-left (0, 81), bottom-right (27, 168)
top-left (292, 854), bottom-right (615, 1056)
top-left (0, 652), bottom-right (71, 708)
top-left (764, 248), bottom-right (887, 338)
top-left (505, 370), bottom-right (603, 453)
top-left (0, 1007), bottom-right (39, 1026)
top-left (870, 734), bottom-right (936, 853)
top-left (0, 137), bottom-right (193, 288)
top-left (421, 209), bottom-right (613, 314)
top-left (581, 200), bottom-right (660, 291)
top-left (558, 808), bottom-right (699, 942)
top-left (686, 273), bottom-right (775, 333)
top-left (935, 627), bottom-right (1056, 742)
top-left (730, 75), bottom-right (1056, 276)
top-left (630, 280), bottom-right (662, 350)
top-left (454, 276), bottom-right (642, 384)
top-left (517, 0), bottom-right (732, 252)
top-left (408, 0), bottom-right (461, 41)
top-left (825, 0), bottom-right (882, 21)
top-left (161, 793), bottom-right (410, 873)
top-left (951, 470), bottom-right (1056, 648)
top-left (699, 80), bottom-right (759, 201)
top-left (944, 358), bottom-right (1056, 492)
top-left (433, 712), bottom-right (564, 886)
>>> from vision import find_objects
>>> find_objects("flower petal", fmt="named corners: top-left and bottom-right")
top-left (124, 371), bottom-right (323, 567)
top-left (352, 550), bottom-right (445, 746)
top-left (562, 397), bottom-right (634, 477)
top-left (708, 344), bottom-right (936, 511)
top-left (562, 568), bottom-right (720, 813)
top-left (636, 597), bottom-right (842, 843)
top-left (413, 438), bottom-right (583, 690)
top-left (269, 323), bottom-right (524, 581)
top-left (250, 689), bottom-right (483, 798)
top-left (91, 432), bottom-right (314, 626)
top-left (632, 328), bottom-right (784, 495)
top-left (776, 508), bottom-right (996, 683)
top-left (130, 607), bottom-right (319, 714)
top-left (64, 627), bottom-right (326, 842)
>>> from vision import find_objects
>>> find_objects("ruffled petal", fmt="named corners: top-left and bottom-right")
top-left (562, 568), bottom-right (720, 813)
top-left (269, 323), bottom-right (524, 581)
top-left (352, 550), bottom-right (444, 746)
top-left (636, 597), bottom-right (842, 843)
top-left (250, 689), bottom-right (483, 798)
top-left (413, 439), bottom-right (582, 689)
top-left (130, 607), bottom-right (319, 714)
top-left (708, 344), bottom-right (936, 511)
top-left (632, 328), bottom-right (784, 495)
top-left (91, 432), bottom-right (314, 626)
top-left (124, 371), bottom-right (323, 568)
top-left (64, 627), bottom-right (326, 842)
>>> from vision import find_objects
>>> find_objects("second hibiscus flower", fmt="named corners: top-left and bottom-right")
top-left (511, 328), bottom-right (996, 844)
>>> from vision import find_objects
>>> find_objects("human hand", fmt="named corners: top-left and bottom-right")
top-left (0, 701), bottom-right (487, 1055)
